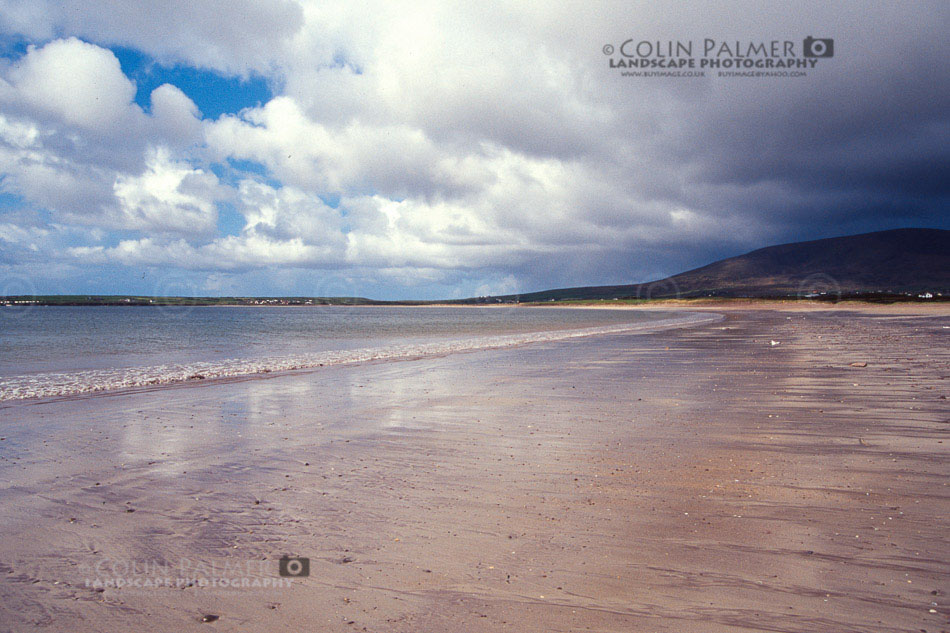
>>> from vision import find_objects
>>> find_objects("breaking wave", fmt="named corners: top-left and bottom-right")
top-left (0, 312), bottom-right (719, 402)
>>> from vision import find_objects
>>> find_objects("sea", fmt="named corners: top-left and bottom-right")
top-left (0, 305), bottom-right (712, 401)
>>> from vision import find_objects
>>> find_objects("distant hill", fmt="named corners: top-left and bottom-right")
top-left (476, 228), bottom-right (950, 302)
top-left (5, 229), bottom-right (947, 307)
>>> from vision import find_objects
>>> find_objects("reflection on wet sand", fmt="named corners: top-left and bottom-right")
top-left (0, 308), bottom-right (947, 632)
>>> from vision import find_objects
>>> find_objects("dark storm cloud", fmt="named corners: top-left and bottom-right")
top-left (637, 5), bottom-right (950, 264)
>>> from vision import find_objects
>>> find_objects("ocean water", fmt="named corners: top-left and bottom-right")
top-left (0, 306), bottom-right (712, 401)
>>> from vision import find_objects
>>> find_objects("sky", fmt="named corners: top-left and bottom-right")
top-left (0, 1), bottom-right (947, 300)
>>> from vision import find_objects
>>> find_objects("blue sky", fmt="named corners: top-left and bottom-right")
top-left (0, 1), bottom-right (947, 300)
top-left (114, 47), bottom-right (274, 119)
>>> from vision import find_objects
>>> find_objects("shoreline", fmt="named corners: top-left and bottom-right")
top-left (0, 311), bottom-right (723, 406)
top-left (421, 299), bottom-right (950, 313)
top-left (4, 298), bottom-right (948, 312)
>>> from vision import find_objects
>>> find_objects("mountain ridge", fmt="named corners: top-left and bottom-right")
top-left (474, 228), bottom-right (950, 302)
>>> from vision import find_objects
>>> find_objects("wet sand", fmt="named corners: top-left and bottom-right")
top-left (0, 308), bottom-right (947, 632)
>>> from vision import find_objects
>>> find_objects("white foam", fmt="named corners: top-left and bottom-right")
top-left (0, 312), bottom-right (719, 402)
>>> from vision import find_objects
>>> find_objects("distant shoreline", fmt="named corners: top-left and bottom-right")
top-left (2, 296), bottom-right (947, 310)
top-left (0, 297), bottom-right (950, 315)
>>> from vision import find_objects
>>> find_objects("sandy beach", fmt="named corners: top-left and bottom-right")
top-left (0, 307), bottom-right (947, 632)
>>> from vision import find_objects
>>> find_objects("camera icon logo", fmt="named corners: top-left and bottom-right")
top-left (278, 556), bottom-right (310, 577)
top-left (803, 36), bottom-right (834, 58)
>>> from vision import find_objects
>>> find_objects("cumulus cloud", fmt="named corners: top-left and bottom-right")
top-left (0, 0), bottom-right (303, 76)
top-left (0, 39), bottom-right (208, 237)
top-left (150, 84), bottom-right (203, 145)
top-left (71, 234), bottom-right (339, 272)
top-left (113, 148), bottom-right (223, 235)
top-left (3, 37), bottom-right (137, 131)
top-left (238, 180), bottom-right (344, 246)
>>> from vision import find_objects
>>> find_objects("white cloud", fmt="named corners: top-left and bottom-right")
top-left (0, 39), bottom-right (208, 236)
top-left (238, 180), bottom-right (344, 246)
top-left (113, 148), bottom-right (222, 235)
top-left (69, 233), bottom-right (339, 271)
top-left (149, 84), bottom-right (203, 145)
top-left (0, 222), bottom-right (46, 244)
top-left (0, 0), bottom-right (303, 76)
top-left (206, 97), bottom-right (448, 197)
top-left (5, 37), bottom-right (138, 131)
top-left (0, 114), bottom-right (39, 148)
